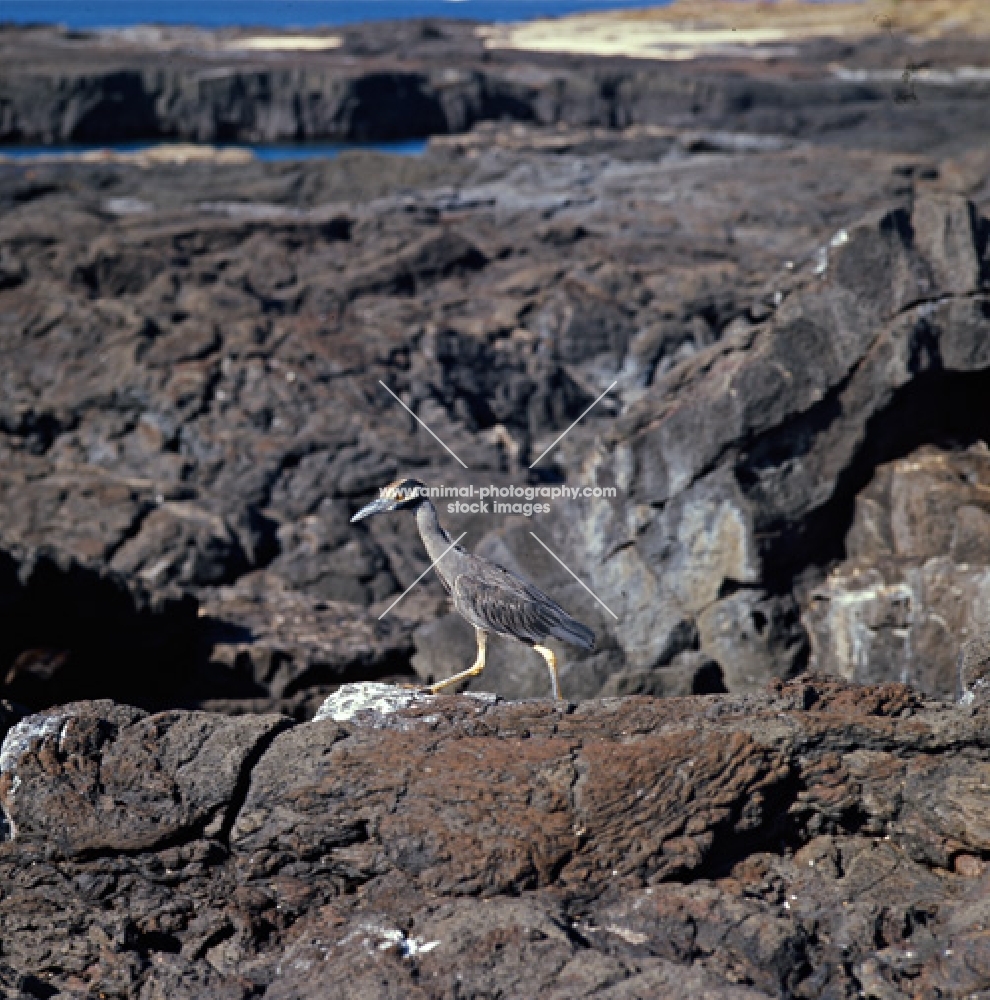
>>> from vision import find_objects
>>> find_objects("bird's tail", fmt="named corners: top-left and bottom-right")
top-left (550, 615), bottom-right (595, 651)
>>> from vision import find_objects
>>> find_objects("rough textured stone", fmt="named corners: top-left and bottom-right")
top-left (562, 187), bottom-right (990, 700)
top-left (2, 8), bottom-right (990, 997)
top-left (1, 10), bottom-right (989, 150)
top-left (807, 445), bottom-right (990, 696)
top-left (0, 678), bottom-right (987, 995)
top-left (598, 649), bottom-right (726, 698)
top-left (0, 10), bottom-right (989, 719)
top-left (958, 630), bottom-right (990, 706)
top-left (697, 590), bottom-right (807, 693)
top-left (0, 700), bottom-right (288, 855)
top-left (0, 132), bottom-right (988, 716)
top-left (313, 681), bottom-right (447, 723)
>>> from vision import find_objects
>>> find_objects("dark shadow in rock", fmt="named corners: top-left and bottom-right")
top-left (196, 617), bottom-right (254, 646)
top-left (687, 762), bottom-right (806, 882)
top-left (747, 365), bottom-right (990, 588)
top-left (0, 551), bottom-right (201, 712)
top-left (20, 975), bottom-right (59, 1000)
top-left (343, 73), bottom-right (448, 141)
top-left (178, 658), bottom-right (272, 707)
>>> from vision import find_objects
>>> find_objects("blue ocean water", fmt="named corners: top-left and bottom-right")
top-left (1, 1), bottom-right (667, 30)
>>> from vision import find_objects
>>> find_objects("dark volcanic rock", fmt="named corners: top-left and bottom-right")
top-left (808, 444), bottom-right (990, 696)
top-left (1, 19), bottom-right (989, 155)
top-left (0, 13), bottom-right (989, 714)
top-left (0, 677), bottom-right (988, 996)
top-left (0, 123), bottom-right (989, 710)
top-left (0, 700), bottom-right (287, 855)
top-left (558, 186), bottom-right (990, 699)
top-left (2, 11), bottom-right (990, 998)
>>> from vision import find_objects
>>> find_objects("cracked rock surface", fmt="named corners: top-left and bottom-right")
top-left (0, 677), bottom-right (988, 997)
top-left (2, 9), bottom-right (990, 997)
top-left (1, 110), bottom-right (988, 713)
top-left (1, 13), bottom-right (989, 715)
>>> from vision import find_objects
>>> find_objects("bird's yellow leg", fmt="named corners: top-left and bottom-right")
top-left (534, 644), bottom-right (562, 700)
top-left (428, 629), bottom-right (487, 694)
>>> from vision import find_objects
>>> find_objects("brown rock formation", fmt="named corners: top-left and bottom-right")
top-left (0, 677), bottom-right (988, 996)
top-left (1, 8), bottom-right (990, 995)
top-left (1, 105), bottom-right (989, 712)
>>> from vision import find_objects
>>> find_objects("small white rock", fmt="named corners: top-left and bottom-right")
top-left (102, 196), bottom-right (153, 216)
top-left (314, 682), bottom-right (499, 724)
top-left (314, 682), bottom-right (436, 723)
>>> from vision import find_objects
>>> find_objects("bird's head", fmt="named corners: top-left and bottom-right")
top-left (350, 477), bottom-right (429, 522)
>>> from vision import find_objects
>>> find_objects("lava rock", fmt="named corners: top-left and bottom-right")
top-left (807, 445), bottom-right (990, 696)
top-left (1, 29), bottom-right (989, 713)
top-left (563, 189), bottom-right (990, 698)
top-left (0, 678), bottom-right (986, 995)
top-left (0, 700), bottom-right (288, 856)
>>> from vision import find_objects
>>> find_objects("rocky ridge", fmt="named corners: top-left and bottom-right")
top-left (1, 5), bottom-right (989, 153)
top-left (1, 103), bottom-right (989, 715)
top-left (2, 6), bottom-right (990, 996)
top-left (558, 184), bottom-right (990, 699)
top-left (0, 676), bottom-right (989, 998)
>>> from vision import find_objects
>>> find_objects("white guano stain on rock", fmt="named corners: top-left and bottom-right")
top-left (0, 710), bottom-right (74, 842)
top-left (0, 712), bottom-right (71, 777)
top-left (606, 924), bottom-right (649, 946)
top-left (815, 228), bottom-right (850, 275)
top-left (341, 923), bottom-right (441, 958)
top-left (315, 682), bottom-right (498, 725)
top-left (820, 575), bottom-right (915, 680)
top-left (313, 683), bottom-right (438, 723)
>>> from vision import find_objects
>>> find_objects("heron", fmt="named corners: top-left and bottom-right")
top-left (350, 477), bottom-right (595, 699)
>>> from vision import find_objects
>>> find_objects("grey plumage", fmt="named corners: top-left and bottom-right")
top-left (451, 569), bottom-right (594, 650)
top-left (351, 476), bottom-right (594, 698)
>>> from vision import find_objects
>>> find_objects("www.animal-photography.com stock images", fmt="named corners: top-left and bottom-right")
top-left (0, 0), bottom-right (989, 996)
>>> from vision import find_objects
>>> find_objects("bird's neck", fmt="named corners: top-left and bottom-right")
top-left (415, 500), bottom-right (454, 564)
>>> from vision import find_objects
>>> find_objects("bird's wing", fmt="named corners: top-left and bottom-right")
top-left (451, 560), bottom-right (595, 650)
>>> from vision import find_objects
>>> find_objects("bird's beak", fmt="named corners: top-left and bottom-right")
top-left (350, 496), bottom-right (393, 523)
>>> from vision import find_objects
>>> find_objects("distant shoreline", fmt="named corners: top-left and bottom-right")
top-left (1, 1), bottom-right (987, 147)
top-left (0, 140), bottom-right (430, 164)
top-left (0, 0), bottom-right (672, 31)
